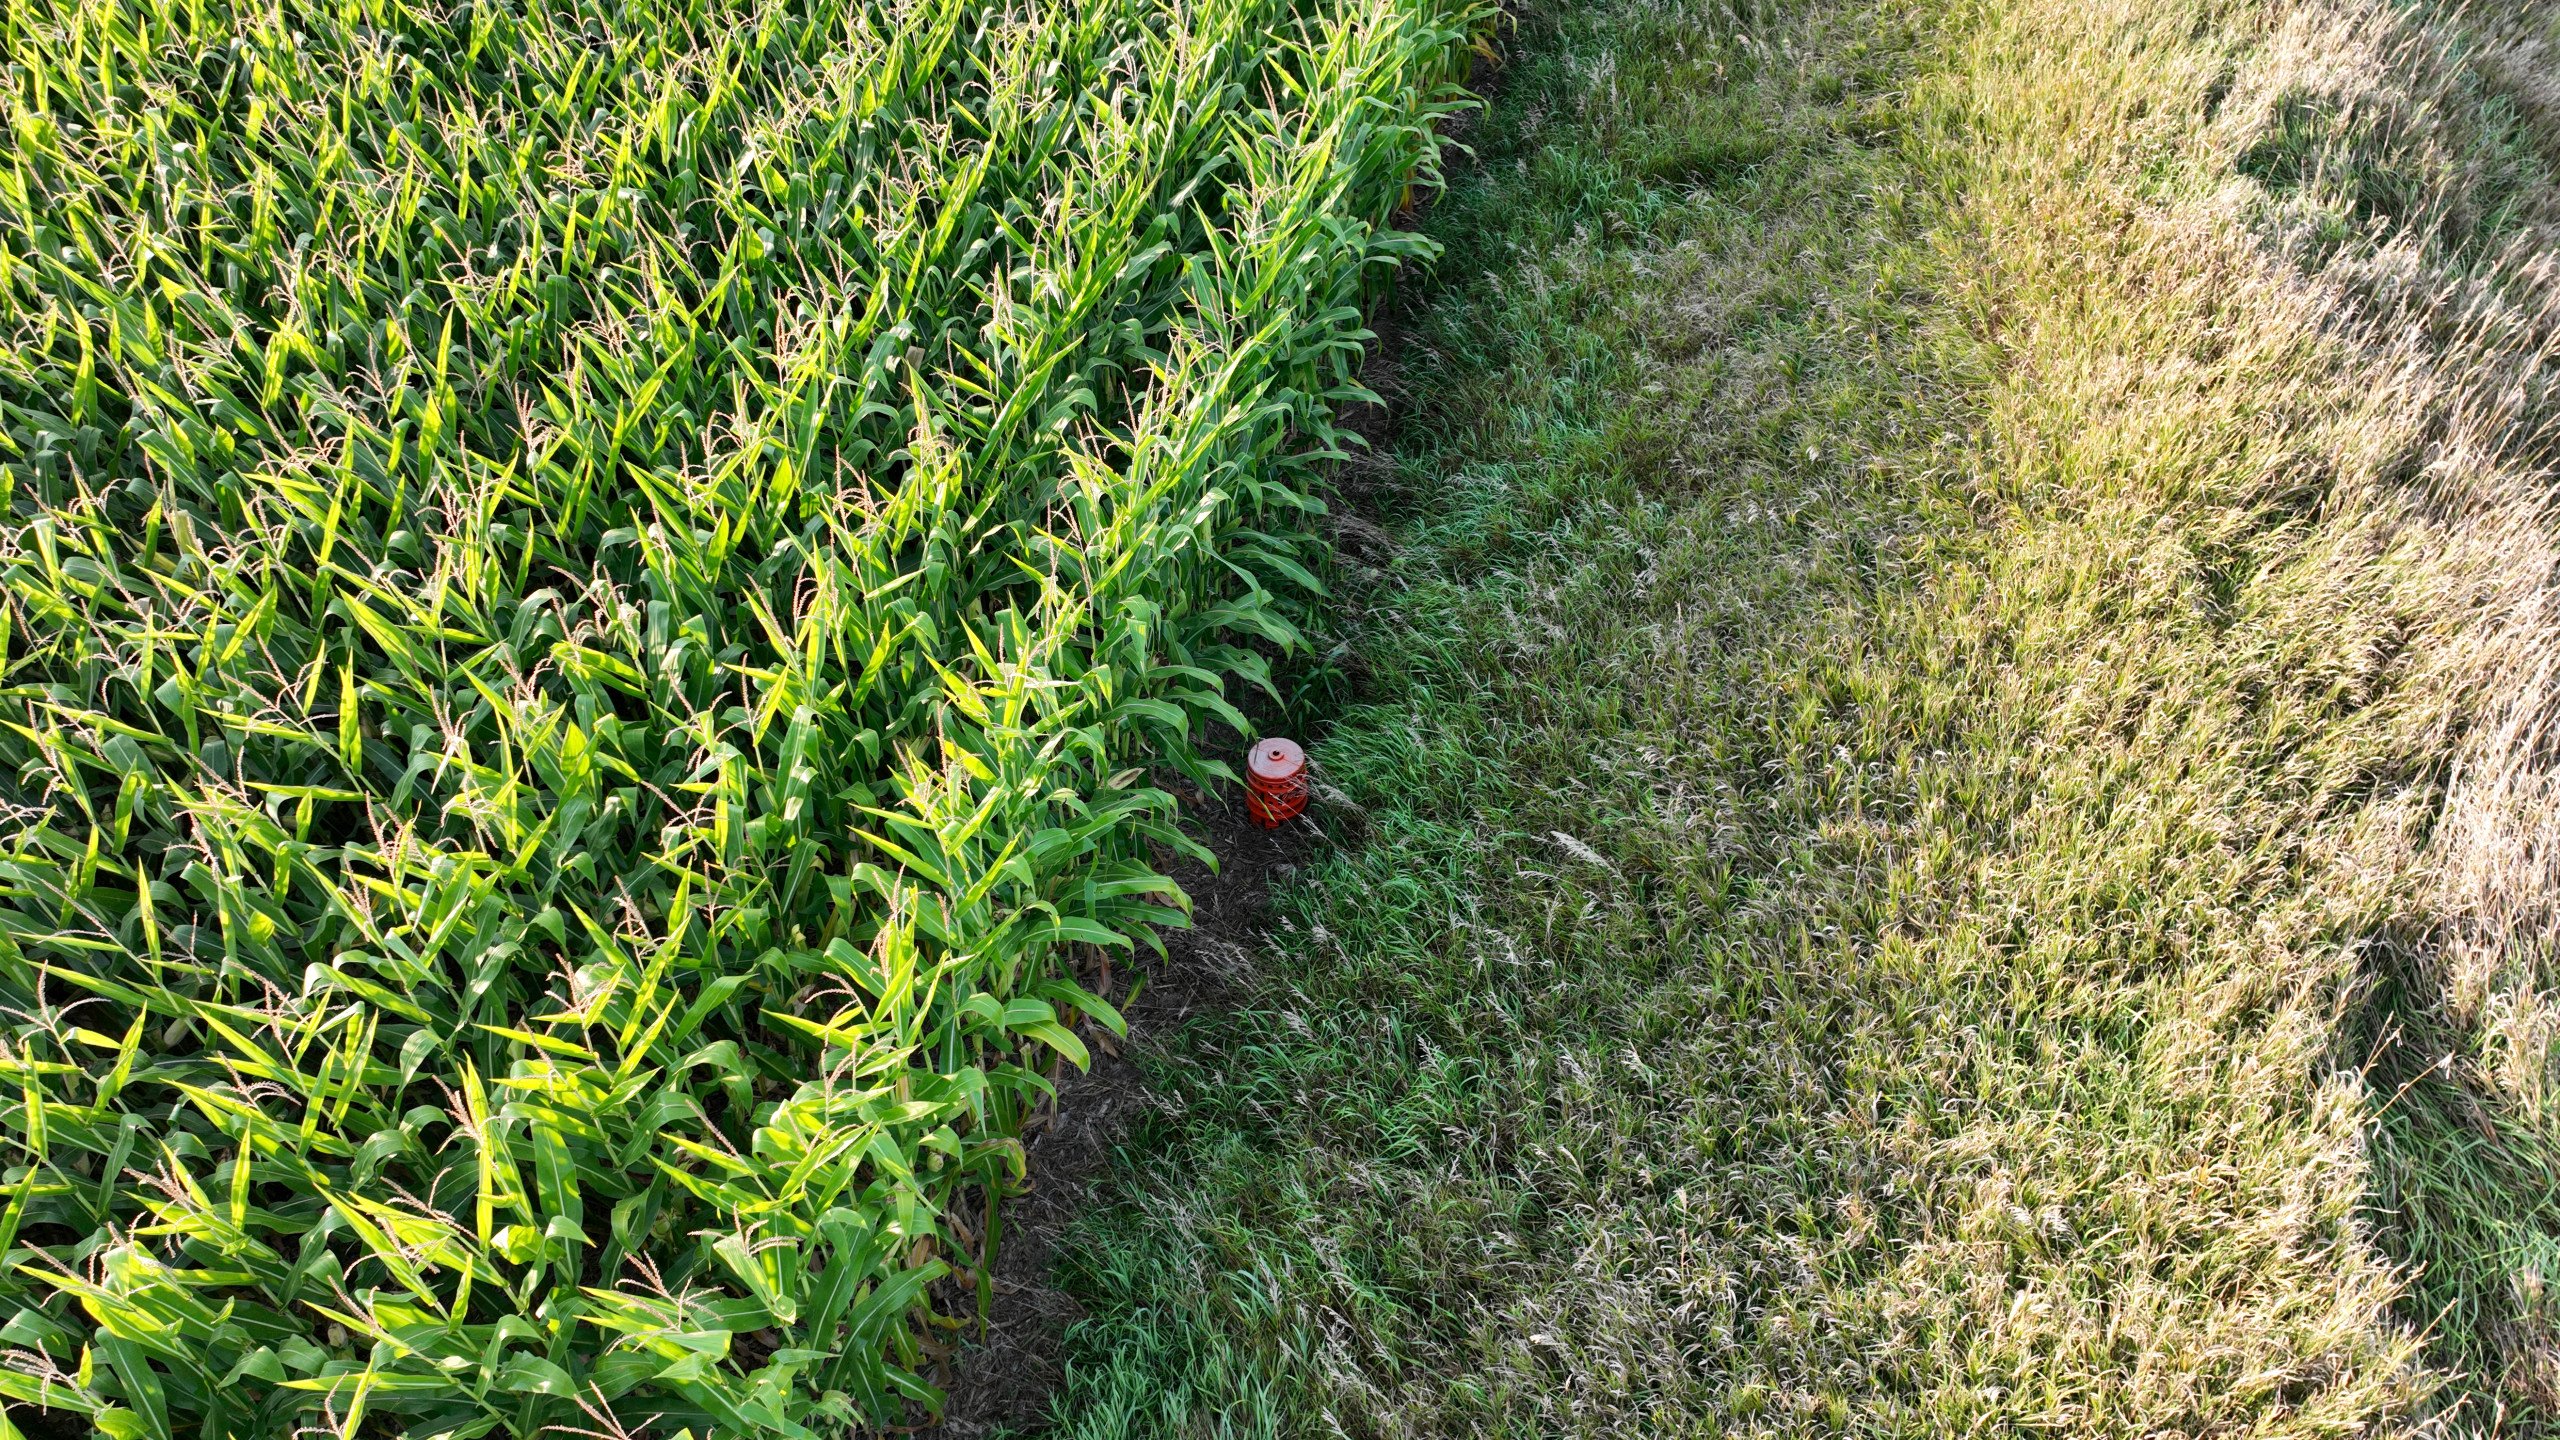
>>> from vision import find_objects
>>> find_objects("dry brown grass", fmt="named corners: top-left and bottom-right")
top-left (1940, 0), bottom-right (2560, 1422)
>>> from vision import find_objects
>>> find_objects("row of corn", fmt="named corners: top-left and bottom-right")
top-left (0, 0), bottom-right (1482, 1429)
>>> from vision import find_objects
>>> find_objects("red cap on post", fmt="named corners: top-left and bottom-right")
top-left (1245, 738), bottom-right (1308, 828)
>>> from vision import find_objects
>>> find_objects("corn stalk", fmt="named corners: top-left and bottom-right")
top-left (0, 0), bottom-right (1484, 1430)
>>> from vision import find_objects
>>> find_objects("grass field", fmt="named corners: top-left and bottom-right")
top-left (1030, 0), bottom-right (2560, 1434)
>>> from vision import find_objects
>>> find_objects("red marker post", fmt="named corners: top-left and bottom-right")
top-left (1245, 738), bottom-right (1309, 828)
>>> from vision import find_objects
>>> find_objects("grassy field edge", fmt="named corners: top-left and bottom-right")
top-left (1026, 0), bottom-right (2560, 1433)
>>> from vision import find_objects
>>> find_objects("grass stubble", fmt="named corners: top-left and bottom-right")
top-left (1033, 0), bottom-right (2560, 1433)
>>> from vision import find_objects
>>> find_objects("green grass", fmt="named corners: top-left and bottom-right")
top-left (1030, 0), bottom-right (2560, 1433)
top-left (0, 0), bottom-right (1486, 1433)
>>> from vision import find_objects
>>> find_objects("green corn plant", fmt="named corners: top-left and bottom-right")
top-left (0, 0), bottom-right (1487, 1430)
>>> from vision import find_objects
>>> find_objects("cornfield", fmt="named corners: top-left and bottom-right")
top-left (0, 0), bottom-right (1480, 1427)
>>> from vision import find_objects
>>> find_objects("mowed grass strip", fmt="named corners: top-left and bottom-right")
top-left (0, 0), bottom-right (1486, 1432)
top-left (1038, 0), bottom-right (2560, 1433)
